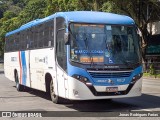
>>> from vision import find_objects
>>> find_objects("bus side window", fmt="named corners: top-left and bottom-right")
top-left (11, 35), bottom-right (15, 51)
top-left (56, 17), bottom-right (67, 71)
top-left (5, 37), bottom-right (9, 52)
top-left (10, 35), bottom-right (13, 51)
top-left (24, 30), bottom-right (28, 50)
top-left (45, 21), bottom-right (54, 47)
top-left (33, 25), bottom-right (41, 48)
top-left (11, 33), bottom-right (19, 51)
top-left (13, 33), bottom-right (20, 51)
top-left (5, 36), bottom-right (10, 52)
top-left (7, 36), bottom-right (11, 52)
top-left (50, 21), bottom-right (54, 47)
top-left (21, 31), bottom-right (26, 50)
top-left (26, 34), bottom-right (29, 49)
top-left (38, 24), bottom-right (44, 48)
top-left (43, 22), bottom-right (50, 47)
top-left (29, 28), bottom-right (34, 49)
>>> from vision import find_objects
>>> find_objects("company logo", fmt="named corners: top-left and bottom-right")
top-left (97, 79), bottom-right (114, 85)
top-left (108, 79), bottom-right (114, 85)
top-left (117, 78), bottom-right (125, 83)
top-left (2, 112), bottom-right (11, 117)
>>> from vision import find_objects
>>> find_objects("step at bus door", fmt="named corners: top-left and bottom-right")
top-left (56, 67), bottom-right (68, 98)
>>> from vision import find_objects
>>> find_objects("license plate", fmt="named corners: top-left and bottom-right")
top-left (106, 87), bottom-right (118, 92)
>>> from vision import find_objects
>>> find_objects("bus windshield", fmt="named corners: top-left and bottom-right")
top-left (70, 23), bottom-right (141, 68)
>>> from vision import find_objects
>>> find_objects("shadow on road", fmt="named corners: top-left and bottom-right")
top-left (0, 70), bottom-right (4, 74)
top-left (17, 85), bottom-right (160, 112)
top-left (65, 94), bottom-right (160, 112)
top-left (13, 85), bottom-right (51, 101)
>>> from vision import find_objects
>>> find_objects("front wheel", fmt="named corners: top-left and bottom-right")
top-left (50, 79), bottom-right (64, 104)
top-left (15, 73), bottom-right (24, 91)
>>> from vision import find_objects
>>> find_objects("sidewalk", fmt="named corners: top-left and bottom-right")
top-left (0, 63), bottom-right (3, 68)
top-left (0, 64), bottom-right (4, 73)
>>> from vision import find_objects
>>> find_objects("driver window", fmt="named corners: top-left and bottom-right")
top-left (56, 17), bottom-right (67, 71)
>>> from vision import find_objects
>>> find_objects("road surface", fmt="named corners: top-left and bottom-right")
top-left (0, 66), bottom-right (159, 119)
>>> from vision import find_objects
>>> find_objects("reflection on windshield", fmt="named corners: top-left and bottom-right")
top-left (70, 23), bottom-right (141, 68)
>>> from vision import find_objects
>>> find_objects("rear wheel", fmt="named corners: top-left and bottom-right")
top-left (15, 73), bottom-right (24, 91)
top-left (50, 79), bottom-right (64, 104)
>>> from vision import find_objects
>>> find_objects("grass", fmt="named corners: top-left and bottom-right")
top-left (143, 72), bottom-right (160, 78)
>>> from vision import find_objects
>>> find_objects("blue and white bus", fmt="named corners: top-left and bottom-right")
top-left (4, 11), bottom-right (143, 103)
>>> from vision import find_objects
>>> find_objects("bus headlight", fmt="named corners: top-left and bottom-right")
top-left (131, 73), bottom-right (143, 84)
top-left (72, 74), bottom-right (89, 83)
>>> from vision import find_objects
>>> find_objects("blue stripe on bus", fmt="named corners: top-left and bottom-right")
top-left (21, 51), bottom-right (27, 86)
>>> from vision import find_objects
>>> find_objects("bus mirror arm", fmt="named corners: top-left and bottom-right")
top-left (64, 32), bottom-right (69, 45)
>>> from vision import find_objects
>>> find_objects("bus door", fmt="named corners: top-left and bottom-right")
top-left (25, 49), bottom-right (31, 88)
top-left (19, 31), bottom-right (31, 88)
top-left (56, 17), bottom-right (68, 98)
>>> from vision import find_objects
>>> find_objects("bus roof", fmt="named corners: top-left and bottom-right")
top-left (6, 11), bottom-right (135, 36)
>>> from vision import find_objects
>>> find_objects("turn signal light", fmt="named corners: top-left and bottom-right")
top-left (72, 74), bottom-right (90, 83)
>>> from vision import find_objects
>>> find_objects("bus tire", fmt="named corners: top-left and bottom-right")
top-left (15, 73), bottom-right (24, 91)
top-left (50, 79), bottom-right (63, 104)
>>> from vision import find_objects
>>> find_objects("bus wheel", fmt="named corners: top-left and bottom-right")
top-left (15, 73), bottom-right (24, 91)
top-left (50, 79), bottom-right (63, 104)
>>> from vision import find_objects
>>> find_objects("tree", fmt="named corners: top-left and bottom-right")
top-left (0, 0), bottom-right (44, 58)
top-left (19, 0), bottom-right (47, 24)
top-left (101, 0), bottom-right (160, 70)
top-left (0, 0), bottom-right (159, 61)
top-left (45, 0), bottom-right (107, 16)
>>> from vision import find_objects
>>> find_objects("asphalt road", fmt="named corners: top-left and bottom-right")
top-left (0, 66), bottom-right (160, 120)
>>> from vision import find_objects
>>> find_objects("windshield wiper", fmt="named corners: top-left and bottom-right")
top-left (83, 35), bottom-right (95, 67)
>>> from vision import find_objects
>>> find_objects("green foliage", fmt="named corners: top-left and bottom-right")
top-left (143, 72), bottom-right (160, 78)
top-left (45, 0), bottom-right (93, 16)
top-left (101, 1), bottom-right (119, 13)
top-left (149, 64), bottom-right (155, 75)
top-left (101, 0), bottom-right (160, 64)
top-left (3, 11), bottom-right (17, 19)
top-left (0, 0), bottom-right (160, 59)
top-left (19, 0), bottom-right (47, 23)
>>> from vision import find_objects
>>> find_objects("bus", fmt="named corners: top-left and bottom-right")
top-left (4, 11), bottom-right (143, 104)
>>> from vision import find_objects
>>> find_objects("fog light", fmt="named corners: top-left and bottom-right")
top-left (73, 89), bottom-right (79, 95)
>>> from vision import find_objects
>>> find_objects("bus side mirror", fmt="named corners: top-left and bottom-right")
top-left (64, 32), bottom-right (69, 45)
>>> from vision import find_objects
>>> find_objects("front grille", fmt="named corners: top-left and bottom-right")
top-left (88, 71), bottom-right (132, 78)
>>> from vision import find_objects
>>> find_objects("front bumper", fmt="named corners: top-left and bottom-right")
top-left (67, 76), bottom-right (142, 100)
